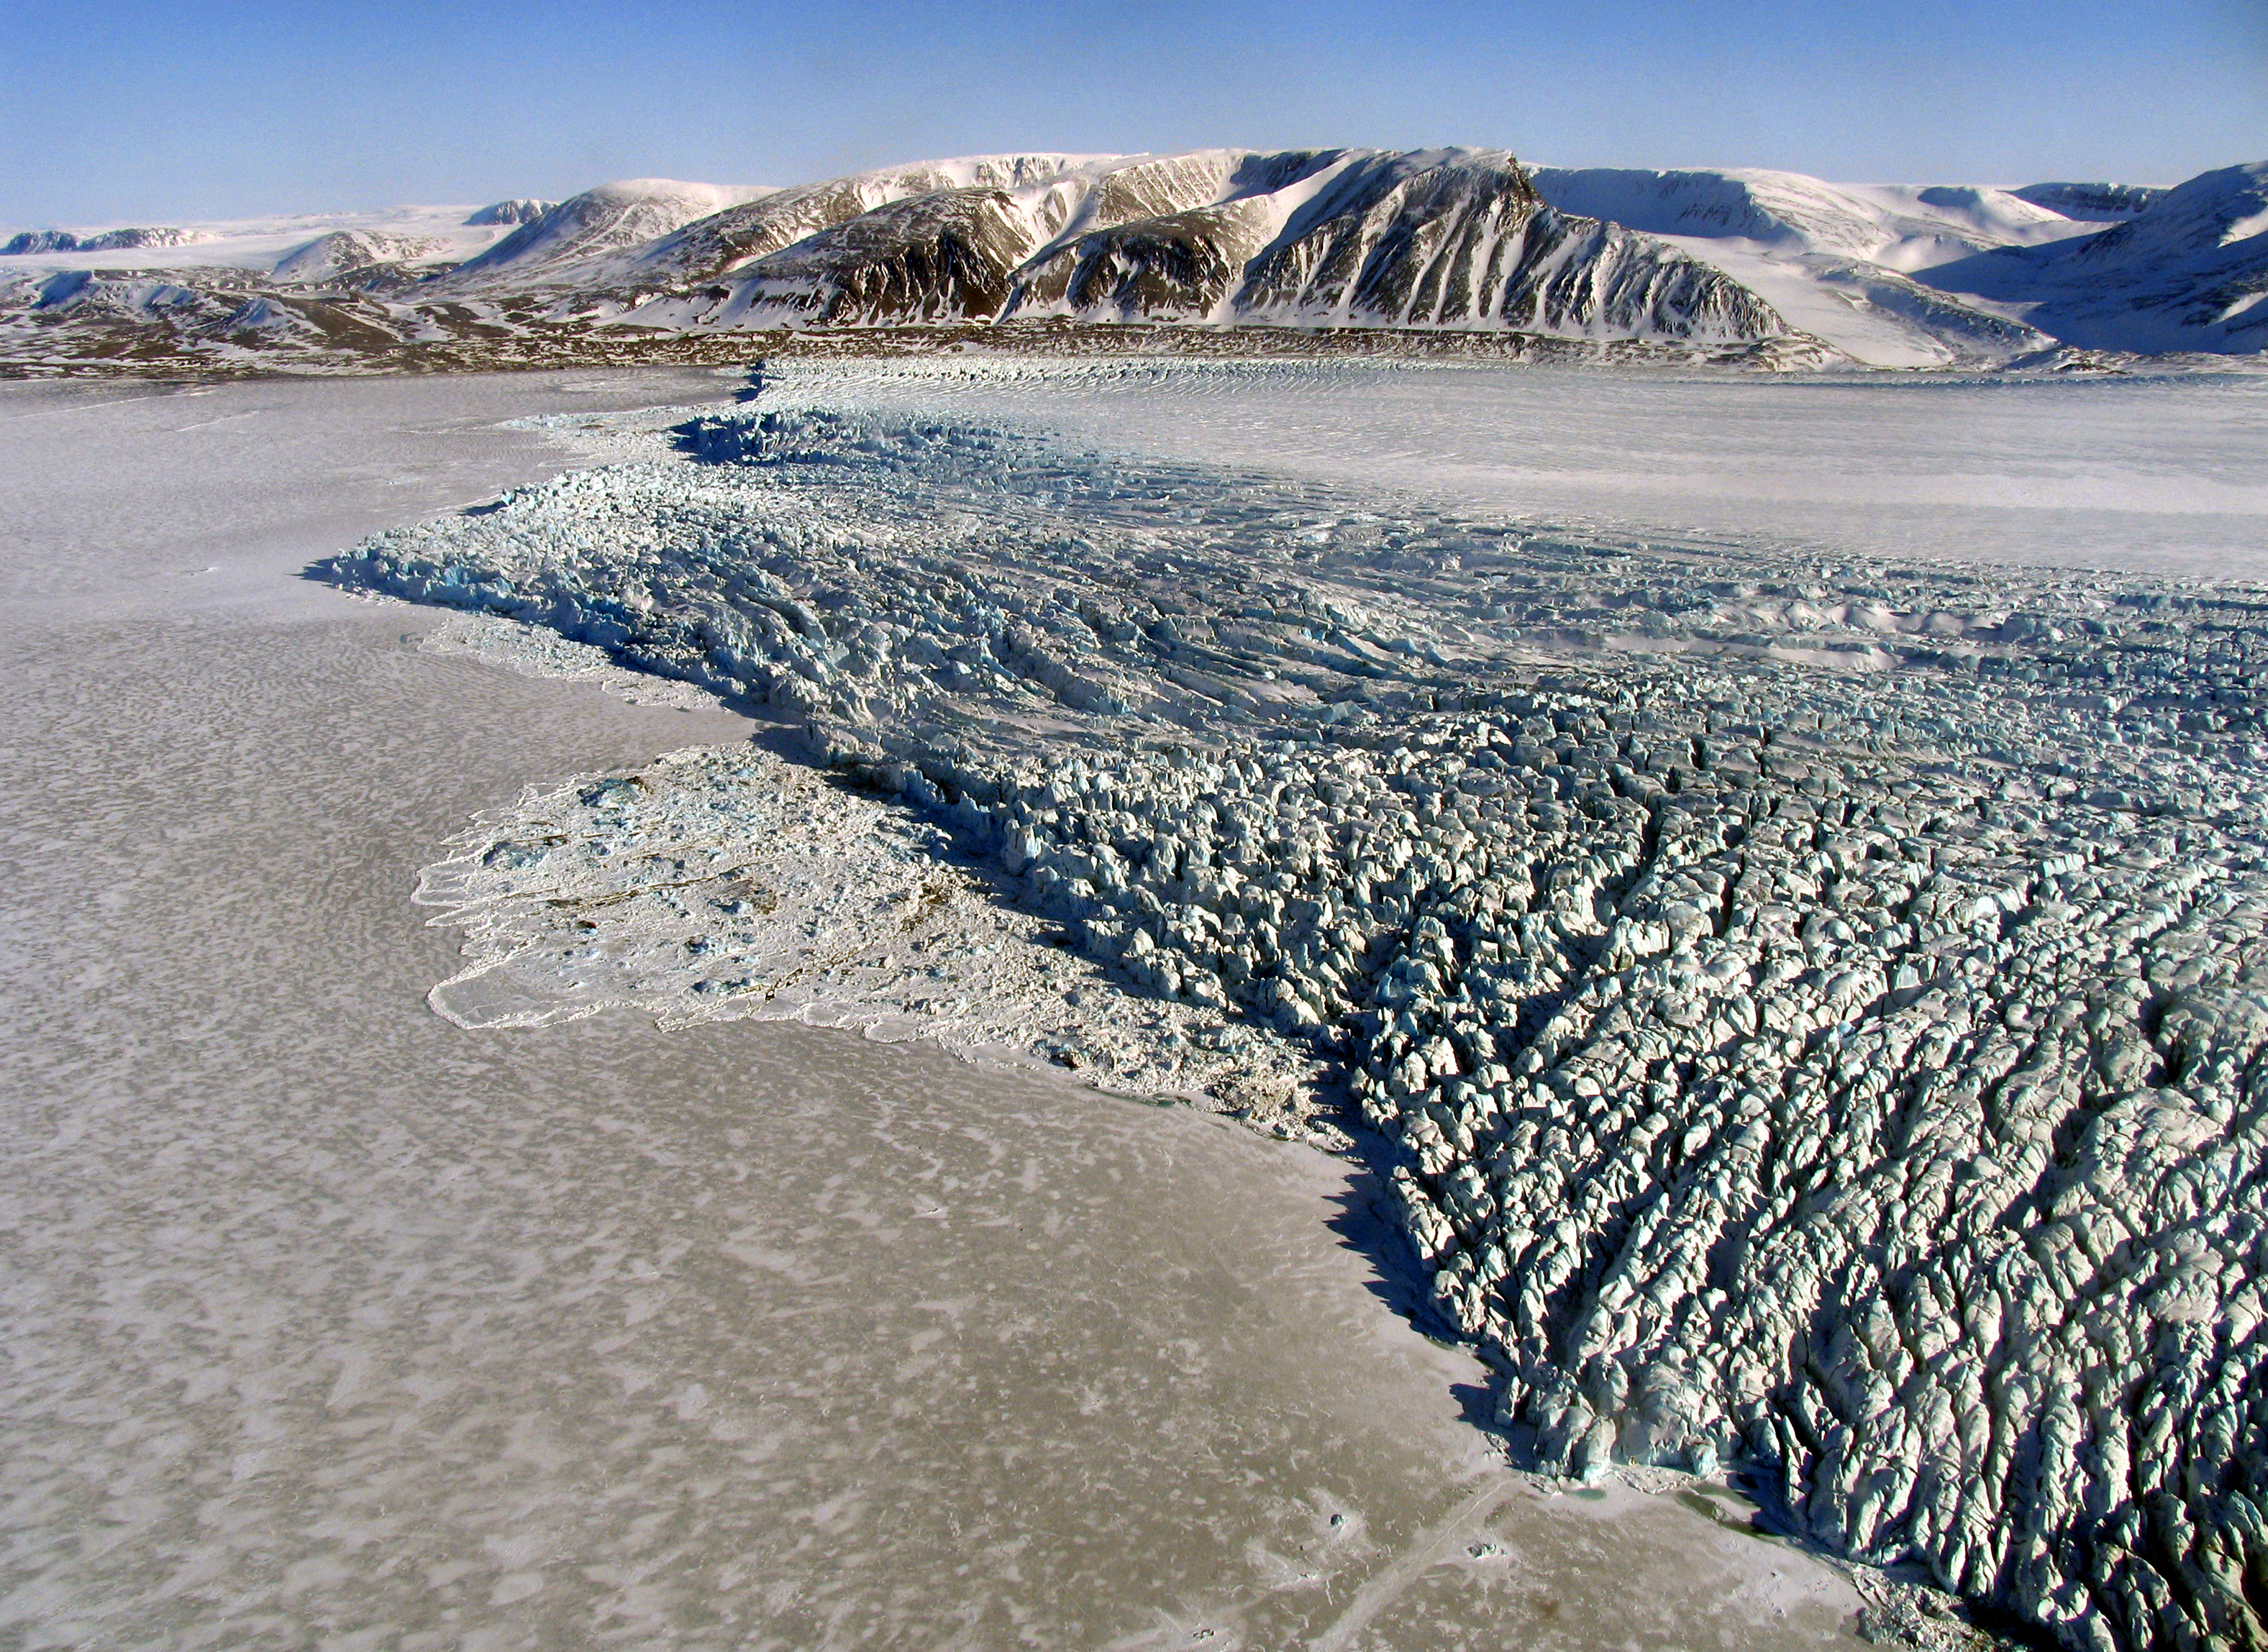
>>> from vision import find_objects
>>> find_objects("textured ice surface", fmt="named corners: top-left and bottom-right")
top-left (9, 370), bottom-right (1893, 1652)
top-left (414, 736), bottom-right (1331, 1129)
top-left (777, 356), bottom-right (2268, 581)
top-left (323, 364), bottom-right (2268, 1651)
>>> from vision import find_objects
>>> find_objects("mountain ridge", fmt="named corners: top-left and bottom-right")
top-left (2, 147), bottom-right (2259, 374)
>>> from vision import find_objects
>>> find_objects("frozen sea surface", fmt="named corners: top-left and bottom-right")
top-left (809, 357), bottom-right (2268, 581)
top-left (0, 370), bottom-right (1875, 1650)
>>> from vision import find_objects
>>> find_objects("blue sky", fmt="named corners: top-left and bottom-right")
top-left (3, 0), bottom-right (2262, 224)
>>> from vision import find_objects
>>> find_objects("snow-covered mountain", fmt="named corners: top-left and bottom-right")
top-left (442, 179), bottom-right (775, 286)
top-left (0, 201), bottom-right (523, 274)
top-left (1524, 167), bottom-right (2101, 365)
top-left (1918, 162), bottom-right (2268, 354)
top-left (270, 229), bottom-right (451, 286)
top-left (649, 149), bottom-right (1782, 343)
top-left (1, 150), bottom-right (2259, 373)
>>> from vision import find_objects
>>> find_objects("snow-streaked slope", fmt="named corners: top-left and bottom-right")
top-left (1226, 150), bottom-right (1784, 339)
top-left (475, 155), bottom-right (1111, 294)
top-left (1611, 235), bottom-right (2056, 368)
top-left (657, 148), bottom-right (1800, 347)
top-left (1533, 168), bottom-right (2089, 270)
top-left (712, 188), bottom-right (1042, 326)
top-left (271, 230), bottom-right (450, 286)
top-left (617, 150), bottom-right (1265, 305)
top-left (1921, 162), bottom-right (2268, 353)
top-left (5, 150), bottom-right (2257, 371)
top-left (1001, 150), bottom-right (1348, 321)
top-left (2010, 181), bottom-right (2168, 222)
top-left (693, 147), bottom-right (1349, 331)
top-left (440, 179), bottom-right (775, 286)
top-left (1524, 166), bottom-right (2112, 365)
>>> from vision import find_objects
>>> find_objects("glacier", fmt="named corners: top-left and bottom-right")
top-left (317, 361), bottom-right (2268, 1652)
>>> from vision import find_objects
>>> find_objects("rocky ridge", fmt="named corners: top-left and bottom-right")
top-left (1, 224), bottom-right (211, 256)
top-left (322, 378), bottom-right (2268, 1652)
top-left (489, 148), bottom-right (1802, 347)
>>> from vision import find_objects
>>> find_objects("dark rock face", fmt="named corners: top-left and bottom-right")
top-left (587, 156), bottom-right (1093, 291)
top-left (465, 198), bottom-right (555, 226)
top-left (7, 149), bottom-right (2263, 371)
top-left (1234, 150), bottom-right (1544, 320)
top-left (629, 172), bottom-right (957, 288)
top-left (500, 150), bottom-right (1800, 347)
top-left (1008, 200), bottom-right (1278, 321)
top-left (4, 229), bottom-right (82, 255)
top-left (729, 188), bottom-right (1040, 325)
top-left (1232, 155), bottom-right (1781, 341)
top-left (0, 152), bottom-right (1819, 365)
top-left (1002, 152), bottom-right (1344, 323)
top-left (888, 150), bottom-right (1792, 344)
top-left (1504, 209), bottom-right (1791, 339)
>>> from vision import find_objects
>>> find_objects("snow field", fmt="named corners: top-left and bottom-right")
top-left (323, 388), bottom-right (2268, 1652)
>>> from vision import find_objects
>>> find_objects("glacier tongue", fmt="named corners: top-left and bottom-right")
top-left (320, 368), bottom-right (2268, 1652)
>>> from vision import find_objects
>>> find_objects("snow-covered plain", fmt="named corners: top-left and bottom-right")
top-left (1, 368), bottom-right (1887, 1651)
top-left (323, 357), bottom-right (2268, 1652)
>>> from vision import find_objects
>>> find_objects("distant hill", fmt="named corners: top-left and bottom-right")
top-left (1919, 162), bottom-right (2268, 355)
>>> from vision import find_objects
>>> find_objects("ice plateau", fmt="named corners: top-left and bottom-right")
top-left (7, 147), bottom-right (2258, 374)
top-left (320, 364), bottom-right (2268, 1652)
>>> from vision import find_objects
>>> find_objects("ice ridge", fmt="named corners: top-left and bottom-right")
top-left (321, 388), bottom-right (2268, 1652)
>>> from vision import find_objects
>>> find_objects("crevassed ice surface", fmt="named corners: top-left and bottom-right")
top-left (1, 369), bottom-right (1874, 1652)
top-left (324, 358), bottom-right (2268, 1652)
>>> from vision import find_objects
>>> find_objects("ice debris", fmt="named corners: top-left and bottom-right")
top-left (321, 398), bottom-right (2268, 1652)
top-left (411, 735), bottom-right (1328, 1126)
